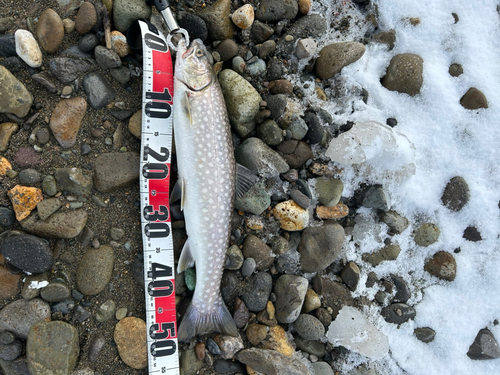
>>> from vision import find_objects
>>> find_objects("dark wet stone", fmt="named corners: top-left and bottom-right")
top-left (381, 303), bottom-right (416, 324)
top-left (0, 339), bottom-right (22, 361)
top-left (252, 20), bottom-right (274, 43)
top-left (441, 176), bottom-right (470, 211)
top-left (0, 35), bottom-right (16, 57)
top-left (49, 57), bottom-right (90, 84)
top-left (2, 56), bottom-right (24, 72)
top-left (267, 94), bottom-right (287, 120)
top-left (390, 274), bottom-right (411, 303)
top-left (340, 262), bottom-right (360, 291)
top-left (213, 359), bottom-right (246, 373)
top-left (94, 45), bottom-right (122, 69)
top-left (303, 111), bottom-right (324, 144)
top-left (242, 234), bottom-right (274, 270)
top-left (178, 12), bottom-right (208, 42)
top-left (233, 297), bottom-right (250, 329)
top-left (0, 207), bottom-right (16, 227)
top-left (0, 232), bottom-right (53, 274)
top-left (414, 327), bottom-right (436, 343)
top-left (463, 226), bottom-right (481, 241)
top-left (467, 328), bottom-right (500, 360)
top-left (276, 140), bottom-right (313, 169)
top-left (294, 314), bottom-right (325, 341)
top-left (88, 334), bottom-right (106, 362)
top-left (110, 65), bottom-right (131, 84)
top-left (82, 72), bottom-right (116, 109)
top-left (73, 304), bottom-right (91, 322)
top-left (40, 282), bottom-right (71, 302)
top-left (241, 272), bottom-right (272, 312)
top-left (78, 33), bottom-right (99, 53)
top-left (31, 73), bottom-right (57, 93)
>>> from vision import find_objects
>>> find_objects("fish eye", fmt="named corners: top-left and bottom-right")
top-left (196, 49), bottom-right (204, 57)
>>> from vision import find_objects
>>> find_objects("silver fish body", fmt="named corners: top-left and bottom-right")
top-left (173, 39), bottom-right (237, 341)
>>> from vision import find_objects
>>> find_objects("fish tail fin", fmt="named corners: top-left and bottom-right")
top-left (177, 297), bottom-right (238, 342)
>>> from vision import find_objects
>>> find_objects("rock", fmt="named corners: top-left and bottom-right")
top-left (241, 271), bottom-right (272, 312)
top-left (259, 40), bottom-right (276, 59)
top-left (55, 168), bottom-right (92, 196)
top-left (128, 110), bottom-right (141, 138)
top-left (76, 245), bottom-right (115, 295)
top-left (225, 245), bottom-right (244, 270)
top-left (289, 188), bottom-right (310, 209)
top-left (15, 147), bottom-right (42, 166)
top-left (242, 235), bottom-right (274, 270)
top-left (0, 207), bottom-right (15, 228)
top-left (460, 87), bottom-right (488, 109)
top-left (463, 226), bottom-right (482, 241)
top-left (295, 38), bottom-right (317, 60)
top-left (0, 299), bottom-right (51, 339)
top-left (315, 42), bottom-right (365, 79)
top-left (0, 66), bottom-right (33, 118)
top-left (274, 274), bottom-right (308, 324)
top-left (232, 297), bottom-right (249, 329)
top-left (295, 336), bottom-right (325, 357)
top-left (0, 232), bottom-right (53, 274)
top-left (302, 289), bottom-right (321, 314)
top-left (424, 251), bottom-right (456, 281)
top-left (216, 39), bottom-right (238, 62)
top-left (180, 348), bottom-right (203, 375)
top-left (246, 58), bottom-right (267, 76)
top-left (273, 200), bottom-right (309, 231)
top-left (110, 65), bottom-right (131, 85)
top-left (268, 79), bottom-right (292, 95)
top-left (0, 35), bottom-right (16, 58)
top-left (0, 17), bottom-right (14, 33)
top-left (7, 185), bottom-right (43, 221)
top-left (326, 306), bottom-right (389, 360)
top-left (32, 72), bottom-right (57, 93)
top-left (246, 323), bottom-right (268, 345)
top-left (235, 137), bottom-right (289, 176)
top-left (49, 57), bottom-right (90, 84)
top-left (0, 266), bottom-right (21, 299)
top-left (94, 152), bottom-right (140, 192)
top-left (316, 204), bottom-right (349, 220)
top-left (15, 30), bottom-right (42, 68)
top-left (78, 33), bottom-right (99, 53)
top-left (252, 20), bottom-right (274, 43)
top-left (94, 45), bottom-right (122, 69)
top-left (20, 209), bottom-right (88, 238)
top-left (110, 227), bottom-right (125, 241)
top-left (110, 31), bottom-right (130, 57)
top-left (257, 120), bottom-right (283, 146)
top-left (50, 97), bottom-right (87, 149)
top-left (362, 185), bottom-right (391, 211)
top-left (267, 94), bottom-right (287, 120)
top-left (381, 54), bottom-right (424, 96)
top-left (277, 140), bottom-right (313, 169)
top-left (88, 334), bottom-right (106, 363)
top-left (236, 348), bottom-right (311, 375)
top-left (467, 328), bottom-right (500, 360)
top-left (299, 222), bottom-right (345, 273)
top-left (362, 243), bottom-right (401, 266)
top-left (199, 0), bottom-right (234, 40)
top-left (218, 69), bottom-right (262, 137)
top-left (413, 223), bottom-right (440, 246)
top-left (113, 0), bottom-right (151, 33)
top-left (0, 338), bottom-right (22, 361)
top-left (260, 325), bottom-right (294, 356)
top-left (36, 9), bottom-right (64, 54)
top-left (82, 72), bottom-right (116, 109)
top-left (213, 334), bottom-right (244, 359)
top-left (294, 314), bottom-right (325, 340)
top-left (256, 0), bottom-right (297, 22)
top-left (178, 13), bottom-right (208, 42)
top-left (303, 111), bottom-right (324, 144)
top-left (27, 321), bottom-right (79, 375)
top-left (390, 274), bottom-right (411, 303)
top-left (441, 176), bottom-right (470, 211)
top-left (42, 175), bottom-right (57, 197)
top-left (221, 272), bottom-right (240, 307)
top-left (313, 275), bottom-right (357, 319)
top-left (0, 156), bottom-right (12, 176)
top-left (57, 0), bottom-right (84, 15)
top-left (116, 307), bottom-right (128, 320)
top-left (314, 177), bottom-right (343, 207)
top-left (381, 303), bottom-right (416, 324)
top-left (379, 210), bottom-right (409, 235)
top-left (241, 257), bottom-right (256, 277)
top-left (0, 122), bottom-right (18, 152)
top-left (414, 327), bottom-right (436, 343)
top-left (234, 181), bottom-right (271, 215)
top-left (40, 281), bottom-right (71, 302)
top-left (96, 299), bottom-right (116, 322)
top-left (449, 63), bottom-right (463, 77)
top-left (341, 262), bottom-right (360, 291)
top-left (312, 362), bottom-right (335, 375)
top-left (213, 359), bottom-right (245, 373)
top-left (62, 18), bottom-right (75, 33)
top-left (22, 273), bottom-right (49, 299)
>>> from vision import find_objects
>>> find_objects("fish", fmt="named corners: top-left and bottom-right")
top-left (172, 38), bottom-right (256, 341)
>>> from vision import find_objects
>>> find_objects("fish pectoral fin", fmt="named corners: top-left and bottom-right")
top-left (177, 239), bottom-right (195, 273)
top-left (170, 180), bottom-right (182, 203)
top-left (235, 163), bottom-right (259, 198)
top-left (181, 91), bottom-right (192, 126)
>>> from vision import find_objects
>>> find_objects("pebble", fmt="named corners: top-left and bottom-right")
top-left (199, 0), bottom-right (234, 40)
top-left (213, 359), bottom-right (245, 373)
top-left (216, 39), bottom-right (238, 62)
top-left (0, 338), bottom-right (22, 361)
top-left (83, 72), bottom-right (116, 109)
top-left (441, 176), bottom-right (470, 211)
top-left (268, 79), bottom-right (292, 95)
top-left (424, 251), bottom-right (457, 281)
top-left (379, 210), bottom-right (409, 234)
top-left (294, 314), bottom-right (325, 341)
top-left (195, 342), bottom-right (205, 361)
top-left (7, 185), bottom-right (43, 221)
top-left (40, 281), bottom-right (71, 302)
top-left (177, 13), bottom-right (207, 42)
top-left (316, 42), bottom-right (366, 79)
top-left (110, 65), bottom-right (131, 85)
top-left (381, 54), bottom-right (424, 96)
top-left (234, 181), bottom-right (271, 215)
top-left (127, 109), bottom-right (141, 138)
top-left (95, 45), bottom-right (122, 69)
top-left (302, 289), bottom-right (321, 314)
top-left (27, 321), bottom-right (79, 374)
top-left (110, 31), bottom-right (130, 57)
top-left (213, 334), bottom-right (244, 360)
top-left (273, 200), bottom-right (309, 231)
top-left (0, 35), bottom-right (16, 57)
top-left (75, 2), bottom-right (97, 34)
top-left (362, 184), bottom-right (392, 211)
top-left (295, 336), bottom-right (325, 358)
top-left (311, 362), bottom-right (334, 375)
top-left (50, 97), bottom-right (87, 149)
top-left (314, 307), bottom-right (332, 327)
top-left (184, 267), bottom-right (196, 291)
top-left (20, 209), bottom-right (88, 238)
top-left (316, 204), bottom-right (349, 220)
top-left (313, 275), bottom-right (356, 319)
top-left (42, 175), bottom-right (57, 196)
top-left (88, 334), bottom-right (106, 362)
top-left (218, 69), bottom-right (262, 137)
top-left (390, 274), bottom-right (411, 303)
top-left (235, 137), bottom-right (289, 176)
top-left (246, 323), bottom-right (268, 345)
top-left (274, 274), bottom-right (308, 324)
top-left (0, 66), bottom-right (33, 118)
top-left (76, 245), bottom-right (115, 295)
top-left (341, 262), bottom-right (360, 291)
top-left (246, 58), bottom-right (267, 76)
top-left (373, 29), bottom-right (396, 50)
top-left (180, 348), bottom-right (203, 375)
top-left (267, 94), bottom-right (287, 120)
top-left (276, 140), bottom-right (313, 169)
top-left (467, 328), bottom-right (500, 360)
top-left (257, 120), bottom-right (283, 146)
top-left (288, 14), bottom-right (327, 39)
top-left (256, 0), bottom-right (287, 22)
top-left (299, 0), bottom-right (312, 14)
top-left (225, 244), bottom-right (244, 270)
top-left (110, 226), bottom-right (125, 240)
top-left (0, 207), bottom-right (15, 227)
top-left (32, 72), bottom-right (57, 93)
top-left (0, 16), bottom-right (14, 32)
top-left (15, 30), bottom-right (42, 68)
top-left (57, 0), bottom-right (84, 16)
top-left (0, 123), bottom-right (17, 152)
top-left (289, 188), bottom-right (310, 209)
top-left (326, 306), bottom-right (389, 360)
top-left (232, 297), bottom-right (250, 329)
top-left (231, 55), bottom-right (246, 74)
top-left (62, 18), bottom-right (75, 33)
top-left (299, 222), bottom-right (344, 273)
top-left (2, 56), bottom-right (23, 72)
top-left (114, 317), bottom-right (147, 369)
top-left (241, 257), bottom-right (257, 277)
top-left (0, 156), bottom-right (12, 176)
top-left (96, 299), bottom-right (116, 322)
top-left (15, 147), bottom-right (42, 166)
top-left (252, 20), bottom-right (274, 43)
top-left (314, 177), bottom-right (343, 206)
top-left (241, 271), bottom-right (272, 312)
top-left (381, 303), bottom-right (416, 324)
top-left (449, 63), bottom-right (463, 77)
top-left (55, 168), bottom-right (91, 195)
top-left (460, 87), bottom-right (488, 109)
top-left (414, 327), bottom-right (436, 343)
top-left (36, 8), bottom-right (64, 53)
top-left (206, 337), bottom-right (221, 355)
top-left (232, 4), bottom-right (254, 29)
top-left (21, 273), bottom-right (48, 299)
top-left (242, 235), bottom-right (274, 270)
top-left (463, 226), bottom-right (482, 241)
top-left (94, 152), bottom-right (140, 192)
top-left (0, 266), bottom-right (21, 299)
top-left (287, 116), bottom-right (308, 141)
top-left (115, 307), bottom-right (127, 320)
top-left (73, 304), bottom-right (91, 322)
top-left (49, 57), bottom-right (90, 84)
top-left (0, 298), bottom-right (51, 339)
top-left (413, 223), bottom-right (440, 246)
top-left (78, 33), bottom-right (99, 53)
top-left (236, 348), bottom-right (310, 375)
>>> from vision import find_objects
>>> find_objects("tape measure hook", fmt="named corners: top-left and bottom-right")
top-left (167, 28), bottom-right (190, 51)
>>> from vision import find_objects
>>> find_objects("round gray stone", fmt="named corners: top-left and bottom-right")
top-left (241, 257), bottom-right (257, 277)
top-left (0, 298), bottom-right (51, 339)
top-left (235, 138), bottom-right (289, 176)
top-left (381, 54), bottom-right (424, 96)
top-left (40, 282), bottom-right (71, 302)
top-left (76, 245), bottom-right (115, 295)
top-left (113, 0), bottom-right (152, 33)
top-left (241, 272), bottom-right (272, 312)
top-left (294, 314), bottom-right (325, 341)
top-left (225, 245), bottom-right (244, 270)
top-left (94, 45), bottom-right (122, 69)
top-left (274, 274), bottom-right (308, 324)
top-left (82, 72), bottom-right (116, 109)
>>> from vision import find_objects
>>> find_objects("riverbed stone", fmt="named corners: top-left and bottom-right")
top-left (94, 152), bottom-right (140, 192)
top-left (55, 168), bottom-right (92, 195)
top-left (7, 185), bottom-right (43, 221)
top-left (50, 97), bottom-right (87, 148)
top-left (236, 348), bottom-right (311, 375)
top-left (424, 251), bottom-right (456, 281)
top-left (315, 42), bottom-right (366, 79)
top-left (113, 0), bottom-right (151, 33)
top-left (274, 274), bottom-right (308, 324)
top-left (0, 66), bottom-right (33, 118)
top-left (379, 210), bottom-right (409, 234)
top-left (460, 87), bottom-right (488, 110)
top-left (382, 54), bottom-right (424, 96)
top-left (0, 298), bottom-right (51, 339)
top-left (234, 181), bottom-right (271, 215)
top-left (235, 137), bottom-right (289, 176)
top-left (441, 176), bottom-right (469, 211)
top-left (241, 272), bottom-right (272, 312)
top-left (36, 8), bottom-right (64, 53)
top-left (76, 245), bottom-right (115, 295)
top-left (0, 232), bottom-right (53, 274)
top-left (0, 266), bottom-right (21, 299)
top-left (276, 140), bottom-right (313, 169)
top-left (0, 122), bottom-right (18, 152)
top-left (20, 209), bottom-right (88, 238)
top-left (362, 243), bottom-right (401, 266)
top-left (381, 303), bottom-right (416, 324)
top-left (15, 30), bottom-right (42, 68)
top-left (242, 234), bottom-right (274, 270)
top-left (413, 223), bottom-right (440, 246)
top-left (75, 2), bottom-right (97, 34)
top-left (273, 200), bottom-right (309, 231)
top-left (83, 72), bottom-right (116, 109)
top-left (314, 177), bottom-right (343, 206)
top-left (49, 57), bottom-right (90, 84)
top-left (467, 328), bottom-right (500, 360)
top-left (199, 0), bottom-right (234, 40)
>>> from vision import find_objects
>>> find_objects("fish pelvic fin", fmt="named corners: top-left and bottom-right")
top-left (177, 239), bottom-right (194, 273)
top-left (177, 297), bottom-right (238, 342)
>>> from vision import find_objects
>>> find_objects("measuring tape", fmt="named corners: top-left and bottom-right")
top-left (136, 19), bottom-right (180, 374)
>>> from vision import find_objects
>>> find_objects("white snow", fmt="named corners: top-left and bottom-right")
top-left (302, 0), bottom-right (500, 374)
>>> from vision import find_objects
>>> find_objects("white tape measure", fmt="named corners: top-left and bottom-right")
top-left (136, 19), bottom-right (180, 375)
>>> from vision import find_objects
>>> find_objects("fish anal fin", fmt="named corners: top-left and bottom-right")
top-left (235, 163), bottom-right (259, 198)
top-left (177, 239), bottom-right (194, 273)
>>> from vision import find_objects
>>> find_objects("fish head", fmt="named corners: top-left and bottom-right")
top-left (175, 39), bottom-right (214, 92)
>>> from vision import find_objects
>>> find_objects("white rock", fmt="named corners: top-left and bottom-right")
top-left (273, 200), bottom-right (309, 231)
top-left (326, 306), bottom-right (389, 360)
top-left (231, 4), bottom-right (254, 29)
top-left (295, 38), bottom-right (317, 60)
top-left (15, 29), bottom-right (43, 68)
top-left (325, 121), bottom-right (415, 182)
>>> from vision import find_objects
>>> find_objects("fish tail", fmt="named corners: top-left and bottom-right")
top-left (177, 297), bottom-right (238, 342)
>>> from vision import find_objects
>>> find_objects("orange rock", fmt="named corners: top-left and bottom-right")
top-left (0, 266), bottom-right (21, 299)
top-left (272, 200), bottom-right (309, 231)
top-left (0, 156), bottom-right (12, 176)
top-left (299, 0), bottom-right (311, 14)
top-left (50, 97), bottom-right (87, 149)
top-left (7, 185), bottom-right (43, 221)
top-left (260, 325), bottom-right (294, 356)
top-left (114, 317), bottom-right (147, 369)
top-left (316, 204), bottom-right (349, 220)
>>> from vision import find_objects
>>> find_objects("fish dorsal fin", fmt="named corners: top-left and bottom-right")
top-left (181, 91), bottom-right (192, 126)
top-left (235, 163), bottom-right (259, 198)
top-left (177, 239), bottom-right (195, 273)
